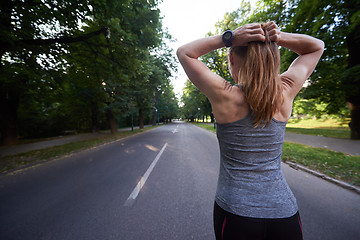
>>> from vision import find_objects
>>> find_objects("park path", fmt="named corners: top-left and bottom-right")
top-left (0, 125), bottom-right (152, 158)
top-left (285, 132), bottom-right (360, 155)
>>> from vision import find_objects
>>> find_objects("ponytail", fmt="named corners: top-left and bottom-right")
top-left (231, 22), bottom-right (283, 127)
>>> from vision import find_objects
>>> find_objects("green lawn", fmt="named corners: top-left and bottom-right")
top-left (285, 127), bottom-right (350, 139)
top-left (282, 142), bottom-right (360, 186)
top-left (193, 122), bottom-right (360, 187)
top-left (286, 118), bottom-right (351, 139)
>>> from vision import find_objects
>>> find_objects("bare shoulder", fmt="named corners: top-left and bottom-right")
top-left (215, 82), bottom-right (245, 102)
top-left (211, 84), bottom-right (249, 124)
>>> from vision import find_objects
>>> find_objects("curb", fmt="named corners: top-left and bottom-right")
top-left (285, 161), bottom-right (360, 195)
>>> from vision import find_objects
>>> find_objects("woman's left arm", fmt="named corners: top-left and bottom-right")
top-left (176, 35), bottom-right (225, 99)
top-left (176, 23), bottom-right (265, 100)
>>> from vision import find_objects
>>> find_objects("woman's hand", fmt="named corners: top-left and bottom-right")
top-left (232, 23), bottom-right (265, 46)
top-left (266, 21), bottom-right (281, 43)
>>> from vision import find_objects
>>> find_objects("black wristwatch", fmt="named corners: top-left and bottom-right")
top-left (222, 29), bottom-right (233, 47)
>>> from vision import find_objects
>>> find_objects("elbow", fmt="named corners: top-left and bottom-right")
top-left (306, 39), bottom-right (325, 56)
top-left (318, 39), bottom-right (325, 52)
top-left (177, 44), bottom-right (199, 63)
top-left (176, 46), bottom-right (186, 61)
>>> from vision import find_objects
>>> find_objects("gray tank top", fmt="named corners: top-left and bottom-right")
top-left (215, 112), bottom-right (298, 219)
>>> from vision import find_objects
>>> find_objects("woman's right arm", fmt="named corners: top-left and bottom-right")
top-left (268, 22), bottom-right (325, 100)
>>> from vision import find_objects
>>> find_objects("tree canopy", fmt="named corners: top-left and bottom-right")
top-left (0, 0), bottom-right (179, 145)
top-left (181, 0), bottom-right (360, 139)
top-left (181, 79), bottom-right (213, 122)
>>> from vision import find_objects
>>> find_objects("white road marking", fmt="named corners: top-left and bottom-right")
top-left (172, 124), bottom-right (179, 134)
top-left (124, 143), bottom-right (168, 207)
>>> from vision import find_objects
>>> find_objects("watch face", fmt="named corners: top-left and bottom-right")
top-left (224, 32), bottom-right (232, 40)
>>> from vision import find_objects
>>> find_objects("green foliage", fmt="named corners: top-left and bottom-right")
top-left (292, 97), bottom-right (350, 119)
top-left (181, 79), bottom-right (212, 121)
top-left (214, 0), bottom-right (252, 33)
top-left (184, 0), bottom-right (359, 129)
top-left (250, 0), bottom-right (360, 113)
top-left (0, 0), bottom-right (179, 143)
top-left (201, 49), bottom-right (232, 83)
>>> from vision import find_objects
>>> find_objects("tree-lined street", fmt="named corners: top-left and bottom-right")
top-left (1, 123), bottom-right (359, 239)
top-left (1, 1), bottom-right (360, 239)
top-left (0, 0), bottom-right (178, 146)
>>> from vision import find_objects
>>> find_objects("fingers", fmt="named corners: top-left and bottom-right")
top-left (235, 22), bottom-right (280, 44)
top-left (246, 23), bottom-right (264, 34)
top-left (246, 24), bottom-right (265, 42)
top-left (248, 26), bottom-right (264, 35)
top-left (266, 21), bottom-right (281, 43)
top-left (247, 23), bottom-right (262, 29)
top-left (250, 34), bottom-right (266, 43)
top-left (233, 22), bottom-right (283, 46)
top-left (264, 21), bottom-right (278, 31)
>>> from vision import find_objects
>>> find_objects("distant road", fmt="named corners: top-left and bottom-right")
top-left (0, 123), bottom-right (359, 239)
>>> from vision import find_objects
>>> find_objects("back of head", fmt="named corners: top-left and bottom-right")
top-left (231, 22), bottom-right (283, 127)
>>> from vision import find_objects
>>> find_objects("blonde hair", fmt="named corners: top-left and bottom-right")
top-left (230, 22), bottom-right (283, 127)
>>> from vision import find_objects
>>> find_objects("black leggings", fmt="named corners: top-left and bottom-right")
top-left (213, 202), bottom-right (303, 240)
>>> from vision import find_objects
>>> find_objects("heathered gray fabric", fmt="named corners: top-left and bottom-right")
top-left (215, 112), bottom-right (298, 219)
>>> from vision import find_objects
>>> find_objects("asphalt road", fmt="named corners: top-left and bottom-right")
top-left (0, 122), bottom-right (359, 240)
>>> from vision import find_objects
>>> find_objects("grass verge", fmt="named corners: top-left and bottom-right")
top-left (285, 127), bottom-right (350, 139)
top-left (286, 118), bottom-right (350, 139)
top-left (193, 122), bottom-right (360, 187)
top-left (282, 142), bottom-right (360, 186)
top-left (1, 126), bottom-right (158, 174)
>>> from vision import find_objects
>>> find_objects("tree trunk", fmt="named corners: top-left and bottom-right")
top-left (0, 2), bottom-right (17, 145)
top-left (348, 103), bottom-right (360, 139)
top-left (106, 109), bottom-right (117, 134)
top-left (346, 20), bottom-right (360, 139)
top-left (152, 108), bottom-right (157, 126)
top-left (0, 89), bottom-right (19, 145)
top-left (91, 106), bottom-right (99, 133)
top-left (139, 108), bottom-right (144, 129)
